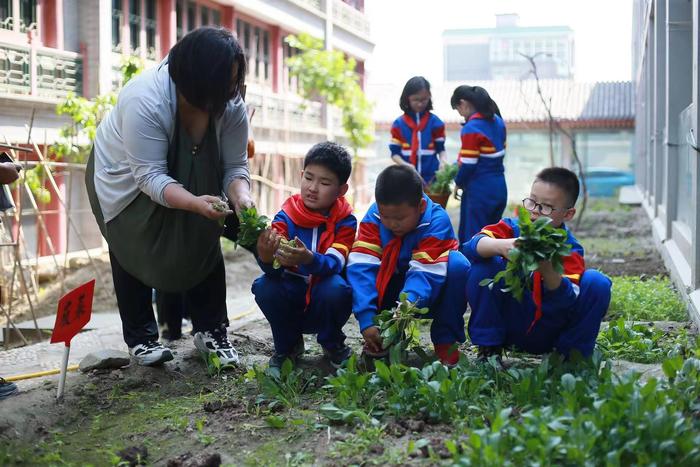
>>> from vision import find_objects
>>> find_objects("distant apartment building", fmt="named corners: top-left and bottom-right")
top-left (443, 13), bottom-right (574, 81)
top-left (0, 0), bottom-right (373, 258)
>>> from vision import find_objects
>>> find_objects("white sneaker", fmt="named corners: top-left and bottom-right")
top-left (129, 341), bottom-right (174, 366)
top-left (193, 328), bottom-right (239, 365)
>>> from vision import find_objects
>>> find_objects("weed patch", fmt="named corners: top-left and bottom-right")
top-left (608, 275), bottom-right (687, 321)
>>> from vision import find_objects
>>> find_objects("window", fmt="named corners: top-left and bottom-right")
top-left (128, 0), bottom-right (141, 54)
top-left (284, 41), bottom-right (299, 91)
top-left (176, 0), bottom-right (183, 40)
top-left (237, 19), bottom-right (271, 84)
top-left (0, 1), bottom-right (10, 31)
top-left (19, 0), bottom-right (35, 32)
top-left (112, 0), bottom-right (123, 51)
top-left (112, 0), bottom-right (159, 59)
top-left (0, 0), bottom-right (36, 34)
top-left (177, 1), bottom-right (222, 37)
top-left (187, 1), bottom-right (195, 32)
top-left (145, 0), bottom-right (156, 59)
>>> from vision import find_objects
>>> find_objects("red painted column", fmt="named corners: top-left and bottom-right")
top-left (270, 26), bottom-right (283, 93)
top-left (39, 0), bottom-right (64, 49)
top-left (159, 0), bottom-right (176, 57)
top-left (222, 5), bottom-right (236, 35)
top-left (356, 60), bottom-right (365, 90)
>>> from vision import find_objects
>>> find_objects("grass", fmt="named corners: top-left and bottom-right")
top-left (608, 275), bottom-right (688, 321)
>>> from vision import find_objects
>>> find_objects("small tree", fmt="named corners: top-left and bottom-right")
top-left (19, 57), bottom-right (145, 203)
top-left (50, 55), bottom-right (144, 164)
top-left (284, 34), bottom-right (374, 199)
top-left (520, 53), bottom-right (588, 228)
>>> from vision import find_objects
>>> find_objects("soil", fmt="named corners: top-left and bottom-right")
top-left (0, 199), bottom-right (688, 465)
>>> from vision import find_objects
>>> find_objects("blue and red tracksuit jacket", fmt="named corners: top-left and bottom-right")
top-left (455, 113), bottom-right (507, 188)
top-left (390, 111), bottom-right (446, 184)
top-left (463, 217), bottom-right (586, 329)
top-left (260, 198), bottom-right (357, 285)
top-left (346, 195), bottom-right (459, 331)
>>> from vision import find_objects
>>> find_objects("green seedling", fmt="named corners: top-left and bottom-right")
top-left (374, 293), bottom-right (430, 361)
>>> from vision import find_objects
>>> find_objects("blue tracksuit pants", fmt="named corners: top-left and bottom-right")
top-left (466, 256), bottom-right (611, 357)
top-left (458, 173), bottom-right (507, 244)
top-left (381, 251), bottom-right (470, 345)
top-left (252, 273), bottom-right (352, 355)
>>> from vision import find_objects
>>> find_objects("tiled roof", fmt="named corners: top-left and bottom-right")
top-left (370, 80), bottom-right (635, 125)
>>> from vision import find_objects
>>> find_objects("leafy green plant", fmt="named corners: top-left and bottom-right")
top-left (235, 207), bottom-right (270, 249)
top-left (597, 318), bottom-right (693, 363)
top-left (428, 163), bottom-right (458, 195)
top-left (480, 207), bottom-right (572, 301)
top-left (374, 293), bottom-right (430, 361)
top-left (285, 34), bottom-right (373, 156)
top-left (246, 359), bottom-right (316, 408)
top-left (194, 417), bottom-right (214, 446)
top-left (607, 275), bottom-right (688, 322)
top-left (201, 351), bottom-right (236, 377)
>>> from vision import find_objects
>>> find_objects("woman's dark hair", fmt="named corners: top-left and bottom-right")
top-left (399, 76), bottom-right (433, 113)
top-left (169, 27), bottom-right (247, 116)
top-left (450, 85), bottom-right (501, 119)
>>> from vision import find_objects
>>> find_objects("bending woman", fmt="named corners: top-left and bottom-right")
top-left (86, 27), bottom-right (252, 367)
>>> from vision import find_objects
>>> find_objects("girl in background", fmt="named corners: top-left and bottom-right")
top-left (389, 76), bottom-right (446, 186)
top-left (451, 85), bottom-right (507, 243)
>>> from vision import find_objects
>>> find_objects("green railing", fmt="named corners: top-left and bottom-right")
top-left (0, 39), bottom-right (82, 100)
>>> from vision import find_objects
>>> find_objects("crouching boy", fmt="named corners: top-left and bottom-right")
top-left (464, 167), bottom-right (612, 360)
top-left (347, 165), bottom-right (470, 366)
top-left (253, 142), bottom-right (357, 369)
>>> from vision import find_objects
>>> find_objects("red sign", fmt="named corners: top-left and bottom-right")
top-left (50, 280), bottom-right (95, 345)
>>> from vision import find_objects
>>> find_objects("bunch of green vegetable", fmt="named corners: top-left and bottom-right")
top-left (480, 207), bottom-right (572, 301)
top-left (272, 238), bottom-right (299, 269)
top-left (210, 199), bottom-right (230, 226)
top-left (428, 163), bottom-right (458, 195)
top-left (235, 207), bottom-right (270, 249)
top-left (373, 293), bottom-right (430, 360)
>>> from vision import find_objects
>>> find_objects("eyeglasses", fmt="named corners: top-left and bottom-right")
top-left (522, 198), bottom-right (571, 216)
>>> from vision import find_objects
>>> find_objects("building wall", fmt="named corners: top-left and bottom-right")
top-left (443, 25), bottom-right (575, 81)
top-left (633, 0), bottom-right (700, 326)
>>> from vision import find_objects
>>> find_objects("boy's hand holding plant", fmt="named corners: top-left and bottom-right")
top-left (274, 237), bottom-right (311, 268)
top-left (480, 208), bottom-right (572, 302)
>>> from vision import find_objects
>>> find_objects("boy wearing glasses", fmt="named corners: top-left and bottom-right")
top-left (463, 167), bottom-right (611, 361)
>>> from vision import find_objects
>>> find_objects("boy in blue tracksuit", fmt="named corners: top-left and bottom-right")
top-left (253, 142), bottom-right (357, 368)
top-left (347, 165), bottom-right (470, 366)
top-left (451, 85), bottom-right (508, 243)
top-left (390, 76), bottom-right (446, 186)
top-left (464, 167), bottom-right (612, 360)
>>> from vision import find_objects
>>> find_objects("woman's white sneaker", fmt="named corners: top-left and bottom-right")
top-left (193, 328), bottom-right (239, 365)
top-left (128, 341), bottom-right (174, 366)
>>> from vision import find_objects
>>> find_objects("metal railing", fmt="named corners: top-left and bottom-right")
top-left (332, 0), bottom-right (370, 37)
top-left (0, 36), bottom-right (82, 100)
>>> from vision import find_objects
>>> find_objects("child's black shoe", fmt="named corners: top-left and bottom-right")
top-left (269, 338), bottom-right (305, 369)
top-left (322, 343), bottom-right (353, 369)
